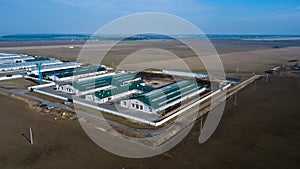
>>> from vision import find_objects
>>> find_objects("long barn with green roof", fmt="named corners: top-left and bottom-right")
top-left (85, 81), bottom-right (154, 104)
top-left (120, 80), bottom-right (206, 114)
top-left (57, 72), bottom-right (142, 95)
top-left (44, 65), bottom-right (107, 81)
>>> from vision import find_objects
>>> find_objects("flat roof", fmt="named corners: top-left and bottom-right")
top-left (29, 62), bottom-right (80, 72)
top-left (133, 80), bottom-right (205, 109)
top-left (0, 53), bottom-right (23, 58)
top-left (0, 56), bottom-right (34, 63)
top-left (0, 59), bottom-right (62, 69)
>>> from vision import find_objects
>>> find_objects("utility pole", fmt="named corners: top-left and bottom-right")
top-left (29, 126), bottom-right (33, 145)
top-left (265, 73), bottom-right (269, 82)
top-left (200, 116), bottom-right (203, 130)
top-left (234, 93), bottom-right (237, 106)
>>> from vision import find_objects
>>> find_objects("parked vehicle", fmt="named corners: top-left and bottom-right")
top-left (39, 103), bottom-right (47, 108)
top-left (47, 105), bottom-right (55, 110)
top-left (63, 101), bottom-right (71, 105)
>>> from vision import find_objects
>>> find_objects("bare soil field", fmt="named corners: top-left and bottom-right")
top-left (0, 76), bottom-right (299, 169)
top-left (0, 40), bottom-right (299, 168)
top-left (0, 78), bottom-right (38, 89)
top-left (1, 40), bottom-right (299, 74)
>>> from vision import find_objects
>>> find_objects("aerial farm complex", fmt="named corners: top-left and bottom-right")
top-left (0, 52), bottom-right (254, 128)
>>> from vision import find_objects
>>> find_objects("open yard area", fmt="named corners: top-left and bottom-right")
top-left (0, 78), bottom-right (38, 89)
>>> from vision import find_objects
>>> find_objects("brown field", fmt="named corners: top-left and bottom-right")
top-left (0, 40), bottom-right (299, 168)
top-left (1, 39), bottom-right (300, 74)
top-left (0, 76), bottom-right (299, 169)
top-left (0, 78), bottom-right (38, 89)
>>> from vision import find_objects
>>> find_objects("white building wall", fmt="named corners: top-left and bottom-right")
top-left (85, 94), bottom-right (95, 102)
top-left (120, 99), bottom-right (156, 114)
top-left (57, 84), bottom-right (78, 94)
top-left (120, 87), bottom-right (207, 114)
top-left (28, 64), bottom-right (81, 76)
top-left (57, 83), bottom-right (112, 96)
top-left (55, 70), bottom-right (108, 82)
top-left (86, 90), bottom-right (139, 104)
top-left (76, 72), bottom-right (115, 82)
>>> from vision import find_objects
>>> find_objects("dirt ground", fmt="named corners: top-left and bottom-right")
top-left (1, 40), bottom-right (300, 74)
top-left (0, 76), bottom-right (299, 169)
top-left (0, 78), bottom-right (38, 89)
top-left (0, 40), bottom-right (299, 168)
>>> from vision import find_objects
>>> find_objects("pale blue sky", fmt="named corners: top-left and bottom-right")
top-left (0, 0), bottom-right (300, 34)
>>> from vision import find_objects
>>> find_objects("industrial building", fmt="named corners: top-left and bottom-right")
top-left (120, 80), bottom-right (206, 114)
top-left (163, 70), bottom-right (208, 79)
top-left (0, 58), bottom-right (62, 71)
top-left (57, 72), bottom-right (140, 95)
top-left (26, 62), bottom-right (81, 76)
top-left (44, 65), bottom-right (107, 81)
top-left (85, 81), bottom-right (153, 104)
top-left (0, 53), bottom-right (27, 59)
top-left (0, 52), bottom-right (222, 127)
top-left (0, 55), bottom-right (35, 64)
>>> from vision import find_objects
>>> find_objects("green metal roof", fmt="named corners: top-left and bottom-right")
top-left (25, 58), bottom-right (50, 62)
top-left (133, 80), bottom-right (205, 109)
top-left (94, 82), bottom-right (154, 99)
top-left (73, 75), bottom-right (111, 91)
top-left (43, 65), bottom-right (106, 78)
top-left (72, 72), bottom-right (141, 92)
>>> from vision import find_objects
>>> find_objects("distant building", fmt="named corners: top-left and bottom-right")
top-left (121, 80), bottom-right (206, 114)
top-left (163, 70), bottom-right (208, 79)
top-left (0, 55), bottom-right (34, 63)
top-left (0, 58), bottom-right (62, 71)
top-left (0, 53), bottom-right (29, 59)
top-left (26, 62), bottom-right (81, 76)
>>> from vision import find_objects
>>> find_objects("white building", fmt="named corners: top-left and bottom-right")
top-left (0, 56), bottom-right (34, 63)
top-left (26, 62), bottom-right (81, 76)
top-left (57, 72), bottom-right (141, 96)
top-left (120, 80), bottom-right (206, 114)
top-left (45, 65), bottom-right (107, 81)
top-left (0, 58), bottom-right (62, 71)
